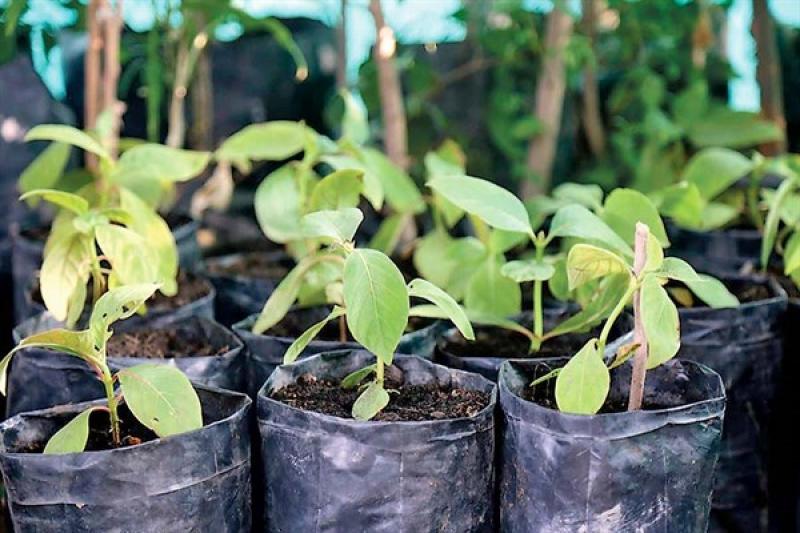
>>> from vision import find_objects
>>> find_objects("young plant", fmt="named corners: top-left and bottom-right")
top-left (760, 156), bottom-right (800, 289)
top-left (425, 175), bottom-right (665, 352)
top-left (254, 207), bottom-right (474, 420)
top-left (547, 223), bottom-right (738, 414)
top-left (0, 284), bottom-right (202, 452)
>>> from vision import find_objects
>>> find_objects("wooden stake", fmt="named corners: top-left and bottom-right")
top-left (101, 0), bottom-right (124, 159)
top-left (627, 222), bottom-right (650, 411)
top-left (84, 0), bottom-right (103, 170)
top-left (336, 0), bottom-right (348, 90)
top-left (580, 0), bottom-right (605, 158)
top-left (368, 0), bottom-right (408, 170)
top-left (751, 0), bottom-right (786, 155)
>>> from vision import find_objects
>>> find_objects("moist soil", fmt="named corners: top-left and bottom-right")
top-left (149, 273), bottom-right (211, 310)
top-left (206, 252), bottom-right (290, 280)
top-left (272, 372), bottom-right (490, 422)
top-left (107, 328), bottom-right (228, 359)
top-left (441, 325), bottom-right (589, 360)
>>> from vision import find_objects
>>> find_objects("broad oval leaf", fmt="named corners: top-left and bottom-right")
top-left (681, 147), bottom-right (754, 200)
top-left (602, 188), bottom-right (669, 247)
top-left (118, 364), bottom-right (202, 437)
top-left (552, 183), bottom-right (603, 211)
top-left (428, 176), bottom-right (533, 235)
top-left (566, 244), bottom-right (630, 290)
top-left (283, 307), bottom-right (346, 364)
top-left (25, 124), bottom-right (111, 161)
top-left (20, 189), bottom-right (89, 216)
top-left (216, 121), bottom-right (308, 162)
top-left (89, 284), bottom-right (161, 355)
top-left (351, 381), bottom-right (390, 420)
top-left (322, 154), bottom-right (384, 210)
top-left (465, 256), bottom-right (521, 317)
top-left (309, 168), bottom-right (364, 211)
top-left (656, 257), bottom-right (701, 283)
top-left (40, 231), bottom-right (93, 321)
top-left (19, 142), bottom-right (71, 197)
top-left (554, 339), bottom-right (609, 415)
top-left (44, 407), bottom-right (100, 454)
top-left (301, 208), bottom-right (363, 243)
top-left (343, 249), bottom-right (409, 364)
top-left (113, 144), bottom-right (210, 184)
top-left (548, 274), bottom-right (631, 338)
top-left (360, 148), bottom-right (425, 214)
top-left (550, 205), bottom-right (633, 258)
top-left (407, 278), bottom-right (474, 340)
top-left (683, 274), bottom-right (739, 308)
top-left (501, 259), bottom-right (555, 283)
top-left (95, 224), bottom-right (160, 286)
top-left (640, 275), bottom-right (680, 368)
top-left (254, 165), bottom-right (306, 243)
top-left (687, 109), bottom-right (783, 149)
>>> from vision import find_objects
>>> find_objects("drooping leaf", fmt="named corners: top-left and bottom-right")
top-left (566, 244), bottom-right (630, 290)
top-left (254, 164), bottom-right (305, 243)
top-left (428, 176), bottom-right (533, 235)
top-left (113, 144), bottom-right (210, 186)
top-left (640, 275), bottom-right (680, 368)
top-left (360, 148), bottom-right (425, 214)
top-left (19, 189), bottom-right (89, 216)
top-left (283, 307), bottom-right (346, 364)
top-left (216, 121), bottom-right (308, 162)
top-left (343, 249), bottom-right (409, 364)
top-left (44, 407), bottom-right (101, 454)
top-left (341, 364), bottom-right (376, 389)
top-left (761, 176), bottom-right (797, 270)
top-left (25, 124), bottom-right (111, 162)
top-left (681, 147), bottom-right (754, 201)
top-left (407, 278), bottom-right (474, 340)
top-left (501, 259), bottom-right (555, 283)
top-left (40, 231), bottom-right (92, 321)
top-left (95, 224), bottom-right (160, 286)
top-left (301, 208), bottom-right (363, 243)
top-left (351, 381), bottom-right (390, 420)
top-left (465, 256), bottom-right (521, 317)
top-left (308, 168), bottom-right (364, 211)
top-left (550, 205), bottom-right (633, 258)
top-left (656, 257), bottom-right (701, 283)
top-left (322, 154), bottom-right (384, 210)
top-left (683, 274), bottom-right (739, 308)
top-left (601, 188), bottom-right (669, 247)
top-left (554, 339), bottom-right (609, 415)
top-left (89, 284), bottom-right (161, 357)
top-left (117, 364), bottom-right (202, 437)
top-left (19, 142), bottom-right (71, 198)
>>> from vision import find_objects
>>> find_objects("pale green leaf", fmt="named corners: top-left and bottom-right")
top-left (95, 224), bottom-right (160, 286)
top-left (687, 109), bottom-right (784, 149)
top-left (44, 407), bottom-right (101, 454)
top-left (309, 168), bottom-right (363, 211)
top-left (368, 214), bottom-right (409, 256)
top-left (413, 230), bottom-right (456, 289)
top-left (361, 148), bottom-right (425, 214)
top-left (25, 124), bottom-right (111, 162)
top-left (340, 90), bottom-right (369, 144)
top-left (681, 147), bottom-right (754, 200)
top-left (643, 230), bottom-right (665, 273)
top-left (601, 188), bottom-right (669, 246)
top-left (118, 364), bottom-right (202, 437)
top-left (352, 381), bottom-right (390, 420)
top-left (566, 244), bottom-right (630, 290)
top-left (550, 205), bottom-right (633, 258)
top-left (761, 176), bottom-right (797, 269)
top-left (19, 142), bottom-right (71, 197)
top-left (89, 284), bottom-right (161, 357)
top-left (113, 144), bottom-right (209, 185)
top-left (552, 183), bottom-right (603, 212)
top-left (343, 249), bottom-right (409, 364)
top-left (697, 202), bottom-right (740, 230)
top-left (640, 275), bottom-right (681, 368)
top-left (407, 278), bottom-right (473, 340)
top-left (216, 121), bottom-right (308, 162)
top-left (547, 275), bottom-right (631, 337)
top-left (785, 231), bottom-right (800, 276)
top-left (341, 364), bottom-right (376, 389)
top-left (254, 165), bottom-right (305, 243)
top-left (301, 208), bottom-right (363, 242)
top-left (322, 154), bottom-right (384, 210)
top-left (501, 259), bottom-right (555, 282)
top-left (40, 231), bottom-right (92, 321)
top-left (428, 175), bottom-right (533, 235)
top-left (465, 256), bottom-right (521, 317)
top-left (20, 189), bottom-right (89, 216)
top-left (684, 274), bottom-right (739, 308)
top-left (554, 339), bottom-right (609, 415)
top-left (652, 182), bottom-right (704, 229)
top-left (283, 307), bottom-right (346, 364)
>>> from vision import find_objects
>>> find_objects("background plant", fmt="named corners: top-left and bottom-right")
top-left (760, 154), bottom-right (800, 289)
top-left (0, 284), bottom-right (201, 452)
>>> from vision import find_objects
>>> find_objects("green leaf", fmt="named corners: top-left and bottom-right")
top-left (681, 147), bottom-right (754, 201)
top-left (552, 183), bottom-right (603, 212)
top-left (428, 176), bottom-right (533, 235)
top-left (19, 189), bottom-right (89, 216)
top-left (413, 230), bottom-right (456, 289)
top-left (687, 109), bottom-right (784, 149)
top-left (119, 189), bottom-right (179, 295)
top-left (407, 278), bottom-right (474, 340)
top-left (761, 176), bottom-right (797, 270)
top-left (0, 329), bottom-right (95, 395)
top-left (25, 124), bottom-right (111, 162)
top-left (640, 275), bottom-right (680, 368)
top-left (254, 165), bottom-right (305, 243)
top-left (113, 144), bottom-right (210, 187)
top-left (309, 168), bottom-right (364, 211)
top-left (601, 188), bottom-right (669, 247)
top-left (501, 259), bottom-right (555, 282)
top-left (785, 231), bottom-right (800, 276)
top-left (697, 202), bottom-right (740, 230)
top-left (19, 143), bottom-right (71, 197)
top-left (216, 121), bottom-right (308, 162)
top-left (360, 148), bottom-right (425, 214)
top-left (95, 224), bottom-right (160, 286)
top-left (548, 275), bottom-right (631, 337)
top-left (684, 274), bottom-right (739, 308)
top-left (44, 407), bottom-right (101, 454)
top-left (368, 214), bottom-right (409, 256)
top-left (341, 364), bottom-right (376, 389)
top-left (465, 256), bottom-right (521, 317)
top-left (550, 205), bottom-right (633, 258)
top-left (554, 339), bottom-right (609, 415)
top-left (656, 257), bottom-right (701, 283)
top-left (351, 381), bottom-right (390, 420)
top-left (566, 244), bottom-right (630, 290)
top-left (89, 284), bottom-right (161, 357)
top-left (301, 208), bottom-right (363, 242)
top-left (283, 307), bottom-right (346, 364)
top-left (489, 229), bottom-right (528, 254)
top-left (343, 249), bottom-right (409, 364)
top-left (40, 231), bottom-right (92, 321)
top-left (117, 364), bottom-right (202, 437)
top-left (643, 230), bottom-right (665, 273)
top-left (653, 182), bottom-right (704, 229)
top-left (340, 90), bottom-right (369, 144)
top-left (322, 154), bottom-right (384, 210)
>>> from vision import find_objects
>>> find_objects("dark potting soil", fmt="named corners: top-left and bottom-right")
top-left (21, 405), bottom-right (158, 453)
top-left (442, 325), bottom-right (576, 359)
top-left (149, 273), bottom-right (211, 310)
top-left (520, 368), bottom-right (688, 414)
top-left (265, 308), bottom-right (345, 341)
top-left (107, 328), bottom-right (228, 359)
top-left (272, 372), bottom-right (490, 422)
top-left (206, 252), bottom-right (289, 279)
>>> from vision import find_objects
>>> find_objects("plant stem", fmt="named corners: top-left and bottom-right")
top-left (101, 366), bottom-right (121, 446)
top-left (531, 242), bottom-right (545, 352)
top-left (338, 314), bottom-right (347, 343)
top-left (597, 281), bottom-right (637, 352)
top-left (375, 358), bottom-right (384, 385)
top-left (627, 223), bottom-right (650, 411)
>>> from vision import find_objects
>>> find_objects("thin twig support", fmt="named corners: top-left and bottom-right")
top-left (627, 222), bottom-right (650, 411)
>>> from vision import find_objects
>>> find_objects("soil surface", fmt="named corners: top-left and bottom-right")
top-left (149, 273), bottom-right (212, 310)
top-left (107, 328), bottom-right (228, 359)
top-left (440, 325), bottom-right (590, 360)
top-left (206, 252), bottom-right (290, 280)
top-left (272, 372), bottom-right (490, 421)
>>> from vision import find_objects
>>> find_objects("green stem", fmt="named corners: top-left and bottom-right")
top-left (530, 242), bottom-right (546, 352)
top-left (101, 366), bottom-right (121, 447)
top-left (375, 358), bottom-right (384, 385)
top-left (597, 279), bottom-right (637, 353)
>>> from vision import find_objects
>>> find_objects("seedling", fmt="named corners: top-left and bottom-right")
top-left (543, 223), bottom-right (738, 414)
top-left (0, 284), bottom-right (202, 452)
top-left (760, 156), bottom-right (800, 289)
top-left (254, 207), bottom-right (474, 420)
